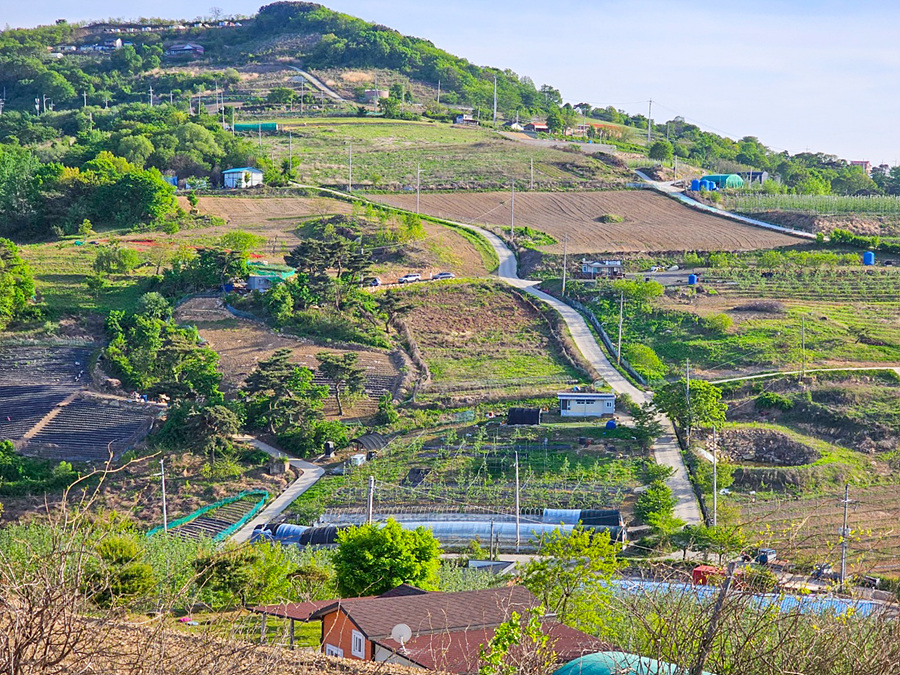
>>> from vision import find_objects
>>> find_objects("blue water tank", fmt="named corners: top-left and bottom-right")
top-left (699, 180), bottom-right (711, 191)
top-left (688, 274), bottom-right (698, 285)
top-left (690, 179), bottom-right (701, 191)
top-left (605, 419), bottom-right (617, 430)
top-left (863, 251), bottom-right (875, 266)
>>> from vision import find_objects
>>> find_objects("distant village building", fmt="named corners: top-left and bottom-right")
top-left (223, 167), bottom-right (264, 189)
top-left (557, 390), bottom-right (616, 417)
top-left (102, 38), bottom-right (123, 50)
top-left (850, 160), bottom-right (872, 175)
top-left (454, 114), bottom-right (479, 126)
top-left (580, 259), bottom-right (624, 279)
top-left (524, 122), bottom-right (549, 134)
top-left (164, 42), bottom-right (205, 57)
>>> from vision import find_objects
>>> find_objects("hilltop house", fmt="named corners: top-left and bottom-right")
top-left (253, 585), bottom-right (603, 673)
top-left (524, 122), bottom-right (549, 134)
top-left (164, 42), bottom-right (205, 57)
top-left (223, 167), bottom-right (264, 189)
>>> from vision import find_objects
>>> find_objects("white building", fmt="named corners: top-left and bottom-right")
top-left (581, 259), bottom-right (623, 278)
top-left (223, 167), bottom-right (264, 189)
top-left (557, 391), bottom-right (616, 417)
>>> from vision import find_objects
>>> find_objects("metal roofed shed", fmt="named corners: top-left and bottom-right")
top-left (351, 432), bottom-right (388, 453)
top-left (223, 166), bottom-right (264, 188)
top-left (700, 173), bottom-right (744, 189)
top-left (557, 390), bottom-right (616, 417)
top-left (554, 651), bottom-right (716, 675)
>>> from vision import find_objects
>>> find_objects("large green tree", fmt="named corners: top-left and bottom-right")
top-left (0, 238), bottom-right (35, 327)
top-left (653, 379), bottom-right (727, 442)
top-left (520, 525), bottom-right (621, 634)
top-left (243, 348), bottom-right (328, 434)
top-left (315, 351), bottom-right (366, 415)
top-left (332, 519), bottom-right (441, 597)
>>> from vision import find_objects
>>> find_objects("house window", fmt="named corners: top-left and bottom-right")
top-left (351, 630), bottom-right (365, 658)
top-left (325, 644), bottom-right (344, 658)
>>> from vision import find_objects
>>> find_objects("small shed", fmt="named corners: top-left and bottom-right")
top-left (247, 263), bottom-right (295, 292)
top-left (701, 174), bottom-right (744, 189)
top-left (223, 167), bottom-right (264, 189)
top-left (557, 391), bottom-right (615, 417)
top-left (507, 408), bottom-right (542, 425)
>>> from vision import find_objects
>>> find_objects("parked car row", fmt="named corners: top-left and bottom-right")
top-left (363, 272), bottom-right (455, 287)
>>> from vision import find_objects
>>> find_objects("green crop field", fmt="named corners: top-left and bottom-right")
top-left (725, 192), bottom-right (900, 216)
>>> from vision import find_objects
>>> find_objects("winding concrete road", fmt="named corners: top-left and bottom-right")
top-left (464, 224), bottom-right (702, 526)
top-left (230, 436), bottom-right (324, 544)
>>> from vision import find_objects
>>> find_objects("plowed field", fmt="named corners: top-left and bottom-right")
top-left (373, 191), bottom-right (805, 253)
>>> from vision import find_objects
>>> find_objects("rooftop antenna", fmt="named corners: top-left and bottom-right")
top-left (391, 623), bottom-right (412, 654)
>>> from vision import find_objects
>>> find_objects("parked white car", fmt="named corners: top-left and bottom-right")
top-left (398, 273), bottom-right (421, 284)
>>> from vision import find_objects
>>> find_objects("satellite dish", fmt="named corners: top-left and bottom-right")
top-left (391, 623), bottom-right (412, 650)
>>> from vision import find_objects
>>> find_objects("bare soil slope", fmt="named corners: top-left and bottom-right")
top-left (181, 195), bottom-right (486, 277)
top-left (374, 191), bottom-right (805, 253)
top-left (176, 298), bottom-right (402, 417)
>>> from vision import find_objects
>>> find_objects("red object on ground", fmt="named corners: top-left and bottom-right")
top-left (692, 565), bottom-right (726, 585)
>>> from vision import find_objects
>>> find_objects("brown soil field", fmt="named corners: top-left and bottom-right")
top-left (373, 191), bottom-right (805, 253)
top-left (175, 196), bottom-right (485, 278)
top-left (175, 298), bottom-right (402, 418)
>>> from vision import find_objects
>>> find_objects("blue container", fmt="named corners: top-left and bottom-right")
top-left (688, 274), bottom-right (698, 285)
top-left (690, 179), bottom-right (701, 191)
top-left (605, 419), bottom-right (617, 430)
top-left (699, 180), bottom-right (711, 191)
top-left (863, 251), bottom-right (875, 266)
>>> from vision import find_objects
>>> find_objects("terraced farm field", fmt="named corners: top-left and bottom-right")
top-left (374, 190), bottom-right (805, 253)
top-left (402, 282), bottom-right (582, 402)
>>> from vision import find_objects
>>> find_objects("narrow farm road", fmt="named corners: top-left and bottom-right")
top-left (287, 66), bottom-right (346, 102)
top-left (230, 436), bottom-right (324, 544)
top-left (464, 224), bottom-right (702, 526)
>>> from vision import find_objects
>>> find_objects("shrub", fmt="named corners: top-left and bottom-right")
top-left (755, 391), bottom-right (794, 411)
top-left (705, 313), bottom-right (733, 333)
top-left (623, 343), bottom-right (666, 381)
top-left (634, 480), bottom-right (677, 524)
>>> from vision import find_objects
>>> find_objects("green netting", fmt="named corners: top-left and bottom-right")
top-left (146, 489), bottom-right (270, 541)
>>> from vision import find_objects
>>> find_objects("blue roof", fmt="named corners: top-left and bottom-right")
top-left (223, 167), bottom-right (263, 174)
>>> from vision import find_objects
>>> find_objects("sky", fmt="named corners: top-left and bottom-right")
top-left (7, 0), bottom-right (900, 163)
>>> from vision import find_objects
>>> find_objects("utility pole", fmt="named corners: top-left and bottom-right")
top-left (492, 75), bottom-right (497, 129)
top-left (561, 233), bottom-right (568, 296)
top-left (148, 85), bottom-right (153, 107)
top-left (712, 428), bottom-right (718, 527)
top-left (800, 315), bottom-right (806, 379)
top-left (301, 81), bottom-right (305, 114)
top-left (288, 131), bottom-right (293, 176)
top-left (83, 91), bottom-right (87, 107)
top-left (840, 483), bottom-right (851, 586)
top-left (685, 359), bottom-right (692, 445)
top-left (674, 155), bottom-right (678, 182)
top-left (416, 163), bottom-right (422, 214)
top-left (258, 122), bottom-right (262, 148)
top-left (515, 451), bottom-right (521, 553)
top-left (348, 142), bottom-right (352, 192)
top-left (617, 291), bottom-right (624, 365)
top-left (160, 459), bottom-right (168, 533)
top-left (169, 91), bottom-right (173, 105)
top-left (647, 98), bottom-right (652, 145)
top-left (510, 180), bottom-right (515, 240)
top-left (530, 157), bottom-right (534, 191)
top-left (436, 79), bottom-right (441, 105)
top-left (366, 475), bottom-right (375, 525)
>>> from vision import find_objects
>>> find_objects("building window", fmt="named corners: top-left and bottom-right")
top-left (561, 399), bottom-right (570, 410)
top-left (325, 644), bottom-right (344, 658)
top-left (351, 630), bottom-right (365, 658)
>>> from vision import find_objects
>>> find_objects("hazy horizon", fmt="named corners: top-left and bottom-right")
top-left (6, 0), bottom-right (898, 164)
